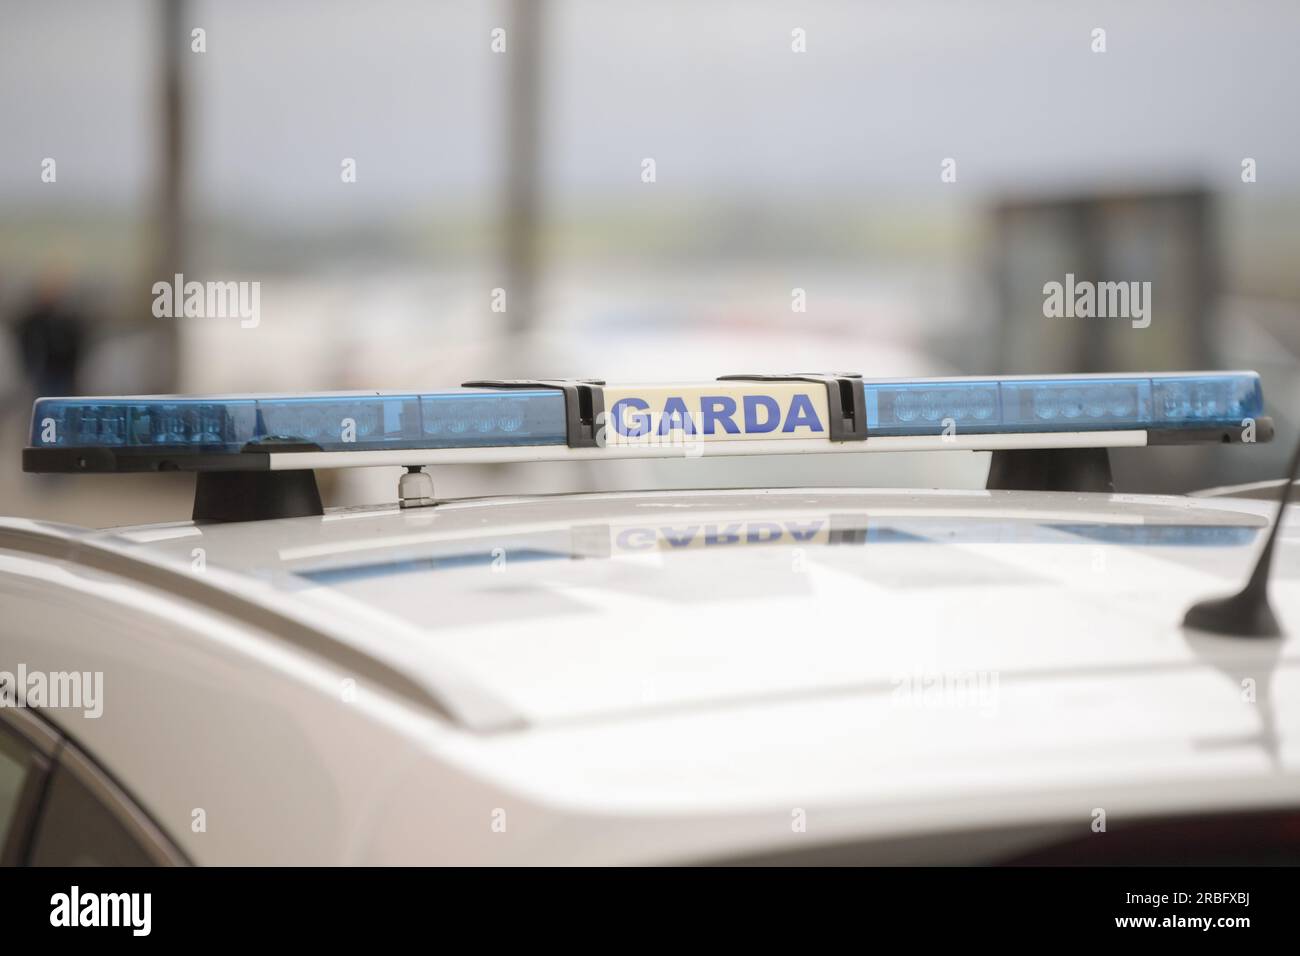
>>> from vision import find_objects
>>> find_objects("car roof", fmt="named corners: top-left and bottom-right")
top-left (5, 486), bottom-right (1295, 733)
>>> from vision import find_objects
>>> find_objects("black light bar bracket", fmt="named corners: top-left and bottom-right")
top-left (189, 438), bottom-right (324, 523)
top-left (193, 470), bottom-right (323, 523)
top-left (462, 379), bottom-right (605, 448)
top-left (986, 417), bottom-right (1273, 494)
top-left (986, 447), bottom-right (1116, 494)
top-left (22, 439), bottom-right (325, 524)
top-left (717, 373), bottom-right (867, 442)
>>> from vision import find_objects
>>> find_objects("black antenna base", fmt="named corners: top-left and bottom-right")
top-left (1181, 432), bottom-right (1300, 638)
top-left (1183, 590), bottom-right (1280, 638)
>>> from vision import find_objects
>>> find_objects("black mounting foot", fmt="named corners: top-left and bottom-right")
top-left (985, 447), bottom-right (1114, 494)
top-left (1182, 433), bottom-right (1300, 638)
top-left (192, 470), bottom-right (323, 523)
top-left (1183, 588), bottom-right (1280, 638)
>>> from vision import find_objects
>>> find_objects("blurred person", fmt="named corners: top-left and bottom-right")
top-left (10, 269), bottom-right (87, 399)
top-left (0, 272), bottom-right (16, 401)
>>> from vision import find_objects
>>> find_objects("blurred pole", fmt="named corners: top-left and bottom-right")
top-left (149, 0), bottom-right (187, 391)
top-left (501, 0), bottom-right (544, 362)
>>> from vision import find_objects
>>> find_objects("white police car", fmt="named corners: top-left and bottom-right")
top-left (2, 371), bottom-right (1298, 865)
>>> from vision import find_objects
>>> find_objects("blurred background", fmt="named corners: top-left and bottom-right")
top-left (2, 0), bottom-right (1299, 526)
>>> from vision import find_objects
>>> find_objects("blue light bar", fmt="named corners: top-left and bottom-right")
top-left (26, 372), bottom-right (1264, 460)
top-left (29, 389), bottom-right (567, 453)
top-left (864, 372), bottom-right (1263, 436)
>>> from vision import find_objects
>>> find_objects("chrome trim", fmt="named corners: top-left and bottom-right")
top-left (58, 740), bottom-right (190, 866)
top-left (0, 700), bottom-right (61, 757)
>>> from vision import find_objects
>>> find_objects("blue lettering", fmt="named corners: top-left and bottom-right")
top-left (746, 522), bottom-right (783, 543)
top-left (782, 394), bottom-right (823, 433)
top-left (743, 395), bottom-right (780, 433)
top-left (615, 528), bottom-right (656, 550)
top-left (661, 526), bottom-right (698, 548)
top-left (658, 397), bottom-right (698, 435)
top-left (611, 398), bottom-right (650, 437)
top-left (786, 520), bottom-right (825, 541)
top-left (700, 396), bottom-right (740, 435)
top-left (704, 523), bottom-right (742, 545)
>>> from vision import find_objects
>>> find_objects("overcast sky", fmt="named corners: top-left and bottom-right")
top-left (2, 0), bottom-right (1298, 219)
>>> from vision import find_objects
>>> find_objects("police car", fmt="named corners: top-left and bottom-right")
top-left (2, 371), bottom-right (1298, 865)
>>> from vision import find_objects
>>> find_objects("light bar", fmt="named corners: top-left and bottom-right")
top-left (28, 389), bottom-right (567, 456)
top-left (25, 372), bottom-right (1267, 474)
top-left (865, 373), bottom-right (1262, 436)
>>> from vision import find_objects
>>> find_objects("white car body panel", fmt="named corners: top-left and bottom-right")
top-left (2, 487), bottom-right (1298, 864)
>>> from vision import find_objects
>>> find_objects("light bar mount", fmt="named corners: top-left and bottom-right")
top-left (461, 379), bottom-right (605, 448)
top-left (986, 447), bottom-right (1115, 494)
top-left (193, 469), bottom-right (323, 523)
top-left (717, 373), bottom-right (867, 441)
top-left (985, 418), bottom-right (1273, 494)
top-left (21, 438), bottom-right (327, 524)
top-left (192, 438), bottom-right (324, 523)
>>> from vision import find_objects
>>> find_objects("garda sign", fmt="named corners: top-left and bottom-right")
top-left (601, 383), bottom-right (828, 447)
top-left (612, 517), bottom-right (832, 552)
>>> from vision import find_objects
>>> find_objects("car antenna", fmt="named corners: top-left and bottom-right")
top-left (1183, 431), bottom-right (1300, 637)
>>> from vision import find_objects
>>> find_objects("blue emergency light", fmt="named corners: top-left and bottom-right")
top-left (28, 389), bottom-right (568, 455)
top-left (22, 371), bottom-right (1270, 522)
top-left (26, 372), bottom-right (1264, 456)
